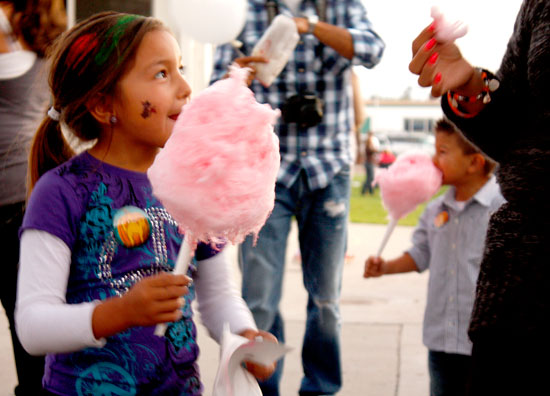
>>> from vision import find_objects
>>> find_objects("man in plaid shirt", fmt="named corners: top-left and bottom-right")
top-left (211, 1), bottom-right (384, 394)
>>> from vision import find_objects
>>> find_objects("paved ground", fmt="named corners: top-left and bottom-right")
top-left (0, 222), bottom-right (430, 396)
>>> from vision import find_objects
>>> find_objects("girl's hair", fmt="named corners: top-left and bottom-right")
top-left (28, 11), bottom-right (165, 194)
top-left (435, 118), bottom-right (497, 175)
top-left (8, 0), bottom-right (67, 57)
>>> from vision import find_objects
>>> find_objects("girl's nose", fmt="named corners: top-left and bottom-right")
top-left (177, 74), bottom-right (192, 101)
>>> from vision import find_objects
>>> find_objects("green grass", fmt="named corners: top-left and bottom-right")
top-left (349, 176), bottom-right (447, 226)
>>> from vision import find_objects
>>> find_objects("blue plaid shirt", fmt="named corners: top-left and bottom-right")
top-left (211, 0), bottom-right (384, 190)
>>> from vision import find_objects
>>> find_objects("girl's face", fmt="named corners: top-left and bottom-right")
top-left (113, 29), bottom-right (191, 150)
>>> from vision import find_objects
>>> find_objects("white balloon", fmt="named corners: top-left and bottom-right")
top-left (171, 0), bottom-right (248, 45)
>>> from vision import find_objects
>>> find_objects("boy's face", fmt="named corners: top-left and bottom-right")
top-left (433, 132), bottom-right (473, 185)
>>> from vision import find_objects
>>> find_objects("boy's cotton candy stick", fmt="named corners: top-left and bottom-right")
top-left (374, 152), bottom-right (442, 256)
top-left (149, 65), bottom-right (280, 336)
top-left (431, 6), bottom-right (468, 43)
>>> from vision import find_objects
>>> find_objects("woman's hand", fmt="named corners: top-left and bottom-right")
top-left (409, 24), bottom-right (479, 98)
top-left (239, 328), bottom-right (278, 381)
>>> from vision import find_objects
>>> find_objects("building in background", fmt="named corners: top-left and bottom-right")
top-left (362, 98), bottom-right (442, 135)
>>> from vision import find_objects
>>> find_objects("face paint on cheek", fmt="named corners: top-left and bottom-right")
top-left (141, 101), bottom-right (157, 119)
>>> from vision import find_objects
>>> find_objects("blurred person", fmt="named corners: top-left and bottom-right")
top-left (364, 118), bottom-right (504, 396)
top-left (210, 1), bottom-right (385, 394)
top-left (0, 1), bottom-right (66, 394)
top-left (409, 1), bottom-right (549, 394)
top-left (378, 149), bottom-right (395, 169)
top-left (361, 130), bottom-right (379, 195)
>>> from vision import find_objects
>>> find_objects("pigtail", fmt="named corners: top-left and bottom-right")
top-left (27, 115), bottom-right (75, 197)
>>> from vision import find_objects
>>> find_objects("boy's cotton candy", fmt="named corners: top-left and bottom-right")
top-left (375, 152), bottom-right (442, 220)
top-left (148, 66), bottom-right (280, 245)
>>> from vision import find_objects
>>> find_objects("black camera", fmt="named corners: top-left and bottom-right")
top-left (280, 92), bottom-right (324, 128)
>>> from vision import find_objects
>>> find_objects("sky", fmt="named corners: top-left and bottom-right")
top-left (355, 0), bottom-right (524, 100)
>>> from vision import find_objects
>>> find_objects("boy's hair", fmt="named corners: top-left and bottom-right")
top-left (8, 0), bottom-right (67, 57)
top-left (435, 118), bottom-right (497, 175)
top-left (28, 12), bottom-right (165, 194)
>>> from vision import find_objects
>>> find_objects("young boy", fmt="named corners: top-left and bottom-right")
top-left (364, 118), bottom-right (505, 396)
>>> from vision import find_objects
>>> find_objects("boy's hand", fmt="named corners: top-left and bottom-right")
top-left (364, 256), bottom-right (386, 278)
top-left (122, 272), bottom-right (191, 327)
top-left (239, 329), bottom-right (278, 381)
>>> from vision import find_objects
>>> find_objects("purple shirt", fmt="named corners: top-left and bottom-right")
top-left (22, 152), bottom-right (220, 395)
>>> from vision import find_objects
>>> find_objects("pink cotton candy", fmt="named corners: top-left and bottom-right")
top-left (431, 6), bottom-right (468, 43)
top-left (375, 152), bottom-right (442, 220)
top-left (148, 65), bottom-right (280, 245)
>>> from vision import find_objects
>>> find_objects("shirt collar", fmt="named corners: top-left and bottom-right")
top-left (442, 175), bottom-right (499, 210)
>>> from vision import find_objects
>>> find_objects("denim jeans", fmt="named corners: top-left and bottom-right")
top-left (361, 161), bottom-right (375, 195)
top-left (428, 350), bottom-right (472, 396)
top-left (239, 167), bottom-right (350, 396)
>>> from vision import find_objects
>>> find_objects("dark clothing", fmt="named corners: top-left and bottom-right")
top-left (428, 350), bottom-right (472, 396)
top-left (442, 0), bottom-right (549, 392)
top-left (0, 57), bottom-right (49, 395)
top-left (0, 203), bottom-right (45, 395)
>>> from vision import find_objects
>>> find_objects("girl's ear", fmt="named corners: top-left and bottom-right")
top-left (87, 94), bottom-right (114, 126)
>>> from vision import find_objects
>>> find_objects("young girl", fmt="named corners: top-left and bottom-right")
top-left (15, 11), bottom-right (275, 395)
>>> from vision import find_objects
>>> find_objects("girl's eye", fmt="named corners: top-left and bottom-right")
top-left (178, 65), bottom-right (186, 75)
top-left (155, 70), bottom-right (167, 79)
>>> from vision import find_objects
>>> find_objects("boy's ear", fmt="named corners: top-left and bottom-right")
top-left (87, 94), bottom-right (114, 125)
top-left (469, 153), bottom-right (486, 174)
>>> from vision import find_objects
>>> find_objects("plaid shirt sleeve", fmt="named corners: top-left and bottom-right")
top-left (346, 1), bottom-right (385, 68)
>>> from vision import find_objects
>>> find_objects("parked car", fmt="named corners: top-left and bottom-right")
top-left (383, 132), bottom-right (435, 158)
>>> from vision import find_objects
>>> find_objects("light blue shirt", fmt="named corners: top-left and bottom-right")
top-left (407, 176), bottom-right (505, 355)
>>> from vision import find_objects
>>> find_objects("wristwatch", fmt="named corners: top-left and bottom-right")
top-left (307, 14), bottom-right (318, 35)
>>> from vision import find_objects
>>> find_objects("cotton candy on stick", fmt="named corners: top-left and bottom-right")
top-left (374, 152), bottom-right (442, 256)
top-left (149, 65), bottom-right (280, 336)
top-left (430, 6), bottom-right (468, 43)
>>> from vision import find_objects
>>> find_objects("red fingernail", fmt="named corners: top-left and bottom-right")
top-left (428, 22), bottom-right (436, 32)
top-left (428, 52), bottom-right (439, 65)
top-left (434, 72), bottom-right (442, 84)
top-left (425, 38), bottom-right (436, 51)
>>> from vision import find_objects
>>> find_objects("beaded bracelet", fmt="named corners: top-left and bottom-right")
top-left (447, 69), bottom-right (500, 118)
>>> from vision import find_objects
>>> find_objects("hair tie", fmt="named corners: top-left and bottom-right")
top-left (47, 107), bottom-right (61, 121)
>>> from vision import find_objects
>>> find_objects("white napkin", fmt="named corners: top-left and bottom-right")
top-left (212, 324), bottom-right (291, 396)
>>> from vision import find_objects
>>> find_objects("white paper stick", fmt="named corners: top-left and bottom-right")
top-left (376, 217), bottom-right (399, 257)
top-left (154, 234), bottom-right (193, 337)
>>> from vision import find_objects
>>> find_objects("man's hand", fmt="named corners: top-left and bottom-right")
top-left (231, 55), bottom-right (269, 85)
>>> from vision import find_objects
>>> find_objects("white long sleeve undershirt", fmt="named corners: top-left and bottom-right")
top-left (16, 229), bottom-right (256, 355)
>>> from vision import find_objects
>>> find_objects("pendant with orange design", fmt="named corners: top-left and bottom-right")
top-left (113, 206), bottom-right (151, 248)
top-left (434, 211), bottom-right (449, 228)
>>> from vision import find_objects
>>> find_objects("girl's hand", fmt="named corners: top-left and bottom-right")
top-left (364, 256), bottom-right (386, 278)
top-left (409, 24), bottom-right (477, 98)
top-left (231, 55), bottom-right (268, 85)
top-left (239, 329), bottom-right (278, 381)
top-left (122, 272), bottom-right (191, 327)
